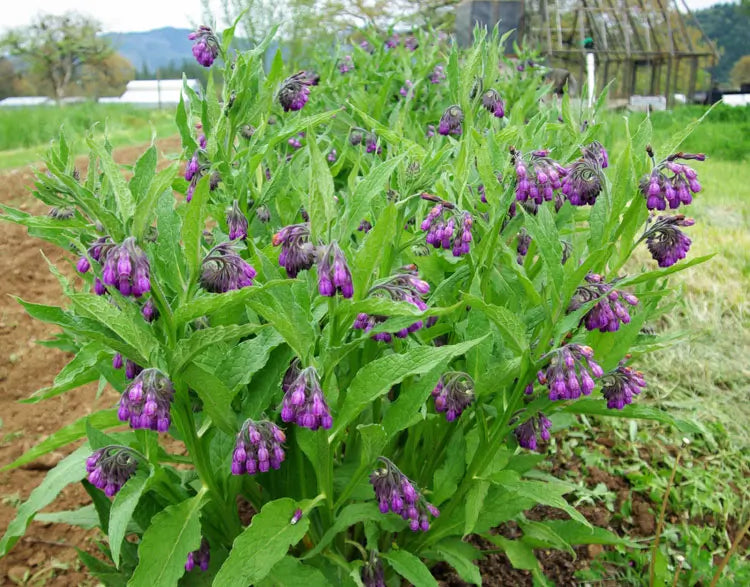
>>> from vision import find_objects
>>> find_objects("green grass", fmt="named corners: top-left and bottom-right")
top-left (0, 103), bottom-right (177, 169)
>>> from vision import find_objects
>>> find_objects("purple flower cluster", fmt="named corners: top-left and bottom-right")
top-left (184, 149), bottom-right (213, 201)
top-left (385, 34), bottom-right (400, 49)
top-left (278, 72), bottom-right (313, 112)
top-left (100, 237), bottom-right (151, 298)
top-left (431, 372), bottom-right (475, 421)
top-left (327, 149), bottom-right (337, 163)
top-left (86, 446), bottom-right (139, 497)
top-left (288, 132), bottom-right (305, 150)
top-left (538, 344), bottom-right (603, 401)
top-left (481, 89), bottom-right (505, 118)
top-left (513, 412), bottom-right (552, 450)
top-left (404, 36), bottom-right (419, 51)
top-left (513, 148), bottom-right (568, 204)
top-left (361, 551), bottom-right (385, 587)
top-left (568, 273), bottom-right (639, 332)
top-left (420, 196), bottom-right (473, 256)
top-left (226, 200), bottom-right (248, 241)
top-left (370, 457), bottom-right (439, 532)
top-left (231, 419), bottom-right (286, 475)
top-left (438, 106), bottom-right (463, 136)
top-left (601, 363), bottom-right (647, 409)
top-left (199, 243), bottom-right (256, 293)
top-left (141, 298), bottom-right (158, 322)
top-left (430, 64), bottom-right (445, 84)
top-left (185, 538), bottom-right (210, 572)
top-left (188, 26), bottom-right (219, 68)
top-left (272, 223), bottom-right (315, 278)
top-left (642, 215), bottom-right (694, 268)
top-left (562, 142), bottom-right (608, 206)
top-left (399, 80), bottom-right (413, 98)
top-left (358, 219), bottom-right (372, 233)
top-left (639, 152), bottom-right (704, 210)
top-left (118, 368), bottom-right (174, 432)
top-left (280, 361), bottom-right (332, 430)
top-left (317, 241), bottom-right (353, 298)
top-left (353, 270), bottom-right (431, 342)
top-left (338, 55), bottom-right (354, 74)
top-left (516, 229), bottom-right (531, 264)
top-left (113, 353), bottom-right (143, 379)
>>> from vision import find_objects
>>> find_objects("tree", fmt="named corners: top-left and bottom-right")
top-left (695, 3), bottom-right (750, 84)
top-left (730, 55), bottom-right (750, 88)
top-left (79, 53), bottom-right (135, 98)
top-left (0, 58), bottom-right (18, 99)
top-left (1, 13), bottom-right (112, 101)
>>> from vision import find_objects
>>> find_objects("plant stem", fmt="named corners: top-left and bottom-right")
top-left (649, 449), bottom-right (682, 587)
top-left (709, 517), bottom-right (750, 587)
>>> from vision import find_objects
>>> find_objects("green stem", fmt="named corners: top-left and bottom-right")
top-left (149, 279), bottom-right (176, 348)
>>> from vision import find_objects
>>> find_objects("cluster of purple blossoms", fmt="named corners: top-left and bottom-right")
top-left (100, 237), bottom-right (151, 298)
top-left (226, 200), bottom-right (248, 241)
top-left (188, 26), bottom-right (219, 67)
top-left (278, 72), bottom-right (313, 112)
top-left (141, 298), bottom-right (158, 322)
top-left (399, 80), bottom-right (413, 98)
top-left (118, 369), bottom-right (174, 432)
top-left (601, 362), bottom-right (647, 409)
top-left (420, 195), bottom-right (473, 256)
top-left (642, 215), bottom-right (694, 268)
top-left (113, 353), bottom-right (143, 379)
top-left (562, 142), bottom-right (608, 206)
top-left (317, 241), bottom-right (353, 298)
top-left (512, 148), bottom-right (568, 204)
top-left (438, 106), bottom-right (464, 136)
top-left (272, 223), bottom-right (315, 278)
top-left (361, 551), bottom-right (385, 587)
top-left (568, 272), bottom-right (639, 332)
top-left (538, 344), bottom-right (603, 401)
top-left (185, 538), bottom-right (210, 572)
top-left (353, 269), bottom-right (431, 342)
top-left (280, 361), bottom-right (332, 430)
top-left (359, 40), bottom-right (374, 54)
top-left (86, 446), bottom-right (139, 497)
top-left (370, 457), bottom-right (439, 532)
top-left (288, 132), bottom-right (305, 150)
top-left (256, 205), bottom-right (271, 223)
top-left (385, 33), bottom-right (400, 49)
top-left (639, 151), bottom-right (704, 210)
top-left (430, 64), bottom-right (446, 84)
top-left (404, 36), bottom-right (419, 51)
top-left (184, 149), bottom-right (216, 201)
top-left (481, 89), bottom-right (505, 118)
top-left (199, 243), bottom-right (256, 293)
top-left (426, 124), bottom-right (436, 138)
top-left (231, 419), bottom-right (286, 475)
top-left (432, 372), bottom-right (475, 421)
top-left (357, 219), bottom-right (372, 233)
top-left (338, 55), bottom-right (354, 74)
top-left (513, 412), bottom-right (552, 451)
top-left (516, 229), bottom-right (531, 264)
top-left (327, 149), bottom-right (337, 163)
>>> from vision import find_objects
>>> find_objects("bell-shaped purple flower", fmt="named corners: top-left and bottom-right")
top-left (385, 33), bottom-right (400, 49)
top-left (76, 256), bottom-right (90, 273)
top-left (188, 26), bottom-right (219, 68)
top-left (272, 223), bottom-right (315, 278)
top-left (101, 237), bottom-right (151, 298)
top-left (327, 148), bottom-right (337, 163)
top-left (226, 200), bottom-right (248, 241)
top-left (438, 106), bottom-right (463, 136)
top-left (538, 344), bottom-right (603, 401)
top-left (361, 550), bottom-right (385, 587)
top-left (278, 72), bottom-right (313, 112)
top-left (641, 215), bottom-right (694, 268)
top-left (199, 242), bottom-right (256, 293)
top-left (338, 55), bottom-right (354, 74)
top-left (639, 151), bottom-right (704, 210)
top-left (370, 457), bottom-right (439, 532)
top-left (231, 419), bottom-right (286, 475)
top-left (481, 89), bottom-right (505, 118)
top-left (118, 368), bottom-right (174, 432)
top-left (86, 445), bottom-right (139, 497)
top-left (420, 195), bottom-right (473, 257)
top-left (562, 143), bottom-right (607, 206)
top-left (280, 361), bottom-right (333, 430)
top-left (513, 412), bottom-right (552, 451)
top-left (432, 372), bottom-right (474, 422)
top-left (512, 147), bottom-right (568, 205)
top-left (568, 272), bottom-right (639, 332)
top-left (516, 229), bottom-right (531, 264)
top-left (316, 242), bottom-right (353, 298)
top-left (141, 298), bottom-right (158, 323)
top-left (430, 64), bottom-right (446, 84)
top-left (601, 363), bottom-right (647, 409)
top-left (185, 538), bottom-right (210, 572)
top-left (404, 36), bottom-right (419, 51)
top-left (364, 132), bottom-right (382, 154)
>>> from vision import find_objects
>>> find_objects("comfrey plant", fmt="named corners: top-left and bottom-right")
top-left (0, 23), bottom-right (712, 585)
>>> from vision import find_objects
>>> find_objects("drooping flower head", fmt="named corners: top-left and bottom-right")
top-left (512, 412), bottom-right (552, 451)
top-left (481, 88), bottom-right (505, 118)
top-left (639, 148), bottom-right (704, 210)
top-left (188, 26), bottom-right (220, 67)
top-left (430, 64), bottom-right (446, 84)
top-left (338, 55), bottom-right (355, 74)
top-left (101, 237), bottom-right (151, 298)
top-left (316, 241), bottom-right (353, 298)
top-left (567, 272), bottom-right (639, 332)
top-left (185, 538), bottom-right (210, 572)
top-left (231, 419), bottom-right (286, 475)
top-left (278, 72), bottom-right (313, 112)
top-left (357, 219), bottom-right (372, 233)
top-left (86, 446), bottom-right (139, 497)
top-left (385, 33), bottom-right (400, 49)
top-left (303, 70), bottom-right (320, 86)
top-left (226, 200), bottom-right (248, 241)
top-left (349, 128), bottom-right (364, 146)
top-left (516, 229), bottom-right (531, 264)
top-left (199, 242), bottom-right (256, 293)
top-left (280, 361), bottom-right (332, 430)
top-left (353, 268), bottom-right (431, 342)
top-left (641, 214), bottom-right (694, 268)
top-left (327, 148), bottom-right (338, 163)
top-left (438, 106), bottom-right (464, 136)
top-left (361, 550), bottom-right (386, 587)
top-left (118, 368), bottom-right (174, 432)
top-left (601, 362), bottom-right (647, 409)
top-left (359, 40), bottom-right (374, 54)
top-left (141, 298), bottom-right (158, 323)
top-left (113, 353), bottom-right (143, 379)
top-left (426, 124), bottom-right (435, 138)
top-left (288, 131), bottom-right (305, 150)
top-left (184, 149), bottom-right (216, 202)
top-left (511, 147), bottom-right (568, 205)
top-left (432, 372), bottom-right (474, 421)
top-left (537, 343), bottom-right (603, 401)
top-left (272, 223), bottom-right (315, 278)
top-left (399, 80), bottom-right (413, 98)
top-left (370, 457), bottom-right (439, 532)
top-left (364, 132), bottom-right (382, 154)
top-left (256, 205), bottom-right (271, 223)
top-left (48, 206), bottom-right (76, 220)
top-left (562, 142), bottom-right (607, 206)
top-left (404, 36), bottom-right (419, 51)
top-left (420, 194), bottom-right (473, 256)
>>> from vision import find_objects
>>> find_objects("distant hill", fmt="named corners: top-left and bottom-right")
top-left (104, 27), bottom-right (194, 74)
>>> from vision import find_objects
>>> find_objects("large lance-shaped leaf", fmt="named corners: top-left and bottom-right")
top-left (213, 498), bottom-right (309, 587)
top-left (181, 176), bottom-right (209, 284)
top-left (128, 490), bottom-right (206, 587)
top-left (182, 364), bottom-right (236, 434)
top-left (382, 550), bottom-right (438, 587)
top-left (307, 132), bottom-right (336, 240)
top-left (329, 337), bottom-right (487, 440)
top-left (87, 137), bottom-right (135, 222)
top-left (110, 469), bottom-right (153, 568)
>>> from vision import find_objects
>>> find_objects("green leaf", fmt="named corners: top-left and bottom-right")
top-left (562, 399), bottom-right (700, 433)
top-left (110, 469), bottom-right (152, 568)
top-left (216, 328), bottom-right (284, 391)
top-left (35, 504), bottom-right (100, 529)
top-left (77, 548), bottom-right (129, 587)
top-left (133, 163), bottom-right (178, 239)
top-left (426, 539), bottom-right (482, 586)
top-left (464, 295), bottom-right (528, 353)
top-left (257, 556), bottom-right (329, 586)
top-left (486, 535), bottom-right (539, 571)
top-left (87, 137), bottom-right (135, 222)
top-left (171, 323), bottom-right (264, 373)
top-left (616, 254), bottom-right (714, 287)
top-left (382, 550), bottom-right (437, 587)
top-left (182, 364), bottom-right (237, 434)
top-left (307, 132), bottom-right (336, 240)
top-left (303, 503), bottom-right (382, 559)
top-left (129, 145), bottom-right (157, 203)
top-left (432, 427), bottom-right (466, 504)
top-left (24, 342), bottom-right (104, 403)
top-left (181, 176), bottom-right (209, 284)
top-left (357, 424), bottom-right (387, 467)
top-left (524, 205), bottom-right (563, 297)
top-left (0, 445), bottom-right (90, 556)
top-left (464, 480), bottom-right (490, 535)
top-left (128, 491), bottom-right (206, 587)
top-left (213, 498), bottom-right (310, 587)
top-left (518, 519), bottom-right (574, 556)
top-left (381, 366), bottom-right (442, 437)
top-left (542, 520), bottom-right (635, 546)
top-left (329, 337), bottom-right (487, 440)
top-left (351, 203), bottom-right (397, 299)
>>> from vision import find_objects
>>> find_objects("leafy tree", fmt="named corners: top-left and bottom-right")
top-left (730, 55), bottom-right (750, 88)
top-left (694, 3), bottom-right (750, 84)
top-left (1, 13), bottom-right (112, 101)
top-left (0, 57), bottom-right (18, 99)
top-left (79, 53), bottom-right (135, 98)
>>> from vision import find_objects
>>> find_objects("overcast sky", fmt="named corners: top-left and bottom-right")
top-left (2, 0), bottom-right (731, 33)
